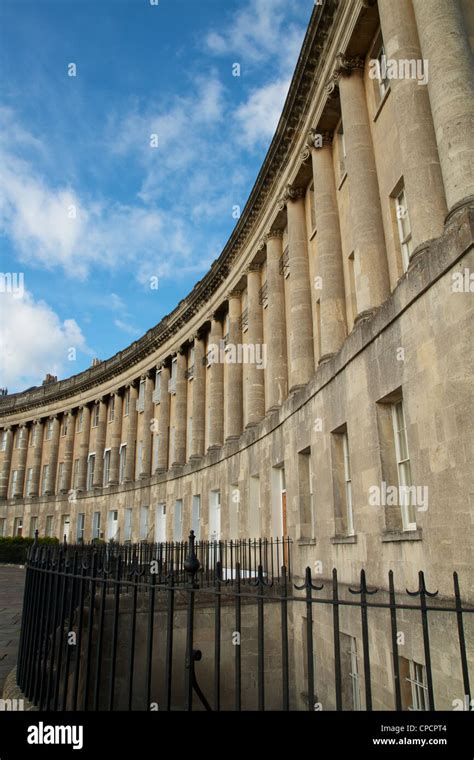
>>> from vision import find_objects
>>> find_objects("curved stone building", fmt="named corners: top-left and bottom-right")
top-left (0, 0), bottom-right (473, 710)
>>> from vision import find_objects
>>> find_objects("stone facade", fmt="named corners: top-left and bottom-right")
top-left (0, 0), bottom-right (473, 710)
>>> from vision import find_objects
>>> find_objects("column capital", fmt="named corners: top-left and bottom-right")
top-left (265, 228), bottom-right (284, 241)
top-left (33, 419), bottom-right (42, 426)
top-left (246, 261), bottom-right (262, 274)
top-left (227, 288), bottom-right (242, 300)
top-left (308, 128), bottom-right (333, 149)
top-left (125, 379), bottom-right (137, 389)
top-left (110, 389), bottom-right (122, 398)
top-left (192, 330), bottom-right (204, 342)
top-left (277, 183), bottom-right (305, 210)
top-left (326, 52), bottom-right (364, 94)
top-left (140, 370), bottom-right (152, 380)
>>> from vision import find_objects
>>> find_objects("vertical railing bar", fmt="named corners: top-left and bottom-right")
top-left (332, 569), bottom-right (342, 711)
top-left (280, 564), bottom-right (290, 710)
top-left (389, 570), bottom-right (402, 710)
top-left (453, 571), bottom-right (471, 708)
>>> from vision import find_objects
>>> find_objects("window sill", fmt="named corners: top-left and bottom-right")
top-left (373, 85), bottom-right (391, 123)
top-left (381, 528), bottom-right (423, 543)
top-left (337, 171), bottom-right (347, 191)
top-left (330, 534), bottom-right (357, 545)
top-left (297, 537), bottom-right (316, 547)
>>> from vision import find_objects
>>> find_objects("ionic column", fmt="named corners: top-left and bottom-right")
top-left (412, 0), bottom-right (474, 212)
top-left (309, 134), bottom-right (347, 359)
top-left (30, 420), bottom-right (43, 497)
top-left (279, 185), bottom-right (315, 390)
top-left (0, 427), bottom-right (13, 500)
top-left (77, 405), bottom-right (91, 492)
top-left (92, 399), bottom-right (107, 488)
top-left (124, 383), bottom-right (138, 482)
top-left (172, 350), bottom-right (188, 466)
top-left (337, 58), bottom-right (390, 316)
top-left (60, 411), bottom-right (75, 493)
top-left (208, 315), bottom-right (224, 450)
top-left (226, 292), bottom-right (243, 438)
top-left (140, 373), bottom-right (154, 478)
top-left (108, 392), bottom-right (123, 485)
top-left (45, 415), bottom-right (60, 495)
top-left (190, 334), bottom-right (206, 458)
top-left (13, 424), bottom-right (29, 498)
top-left (245, 264), bottom-right (265, 426)
top-left (265, 231), bottom-right (288, 410)
top-left (378, 0), bottom-right (447, 251)
top-left (156, 363), bottom-right (171, 472)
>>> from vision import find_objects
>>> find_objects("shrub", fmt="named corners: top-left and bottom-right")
top-left (0, 536), bottom-right (59, 564)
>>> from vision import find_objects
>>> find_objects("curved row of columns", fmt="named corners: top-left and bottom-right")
top-left (1, 0), bottom-right (472, 502)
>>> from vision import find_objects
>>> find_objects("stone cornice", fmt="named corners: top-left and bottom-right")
top-left (0, 0), bottom-right (341, 418)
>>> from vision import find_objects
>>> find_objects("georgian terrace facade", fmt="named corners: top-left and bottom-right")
top-left (0, 0), bottom-right (473, 607)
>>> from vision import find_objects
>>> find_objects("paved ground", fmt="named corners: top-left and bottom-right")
top-left (0, 565), bottom-right (25, 694)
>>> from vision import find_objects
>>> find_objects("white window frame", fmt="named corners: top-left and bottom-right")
top-left (392, 400), bottom-right (416, 531)
top-left (10, 469), bottom-right (18, 498)
top-left (26, 467), bottom-right (33, 496)
top-left (45, 515), bottom-right (54, 538)
top-left (342, 432), bottom-right (354, 536)
top-left (395, 188), bottom-right (413, 272)
top-left (407, 660), bottom-right (428, 711)
top-left (108, 395), bottom-right (115, 422)
top-left (92, 404), bottom-right (100, 428)
top-left (119, 443), bottom-right (127, 484)
top-left (174, 498), bottom-right (183, 541)
top-left (0, 431), bottom-right (6, 451)
top-left (92, 511), bottom-right (101, 540)
top-left (77, 513), bottom-right (85, 542)
top-left (41, 464), bottom-right (49, 495)
top-left (73, 458), bottom-right (79, 489)
top-left (46, 419), bottom-right (53, 440)
top-left (375, 42), bottom-right (390, 100)
top-left (103, 448), bottom-right (111, 486)
top-left (29, 515), bottom-right (38, 538)
top-left (87, 453), bottom-right (96, 491)
top-left (192, 494), bottom-right (201, 540)
top-left (124, 508), bottom-right (133, 542)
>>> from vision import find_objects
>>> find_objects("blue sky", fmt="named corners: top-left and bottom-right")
top-left (0, 0), bottom-right (313, 393)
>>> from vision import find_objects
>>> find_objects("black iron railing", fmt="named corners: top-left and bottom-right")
top-left (16, 532), bottom-right (473, 712)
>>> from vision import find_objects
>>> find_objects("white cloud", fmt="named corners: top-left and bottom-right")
top-left (204, 0), bottom-right (309, 68)
top-left (234, 78), bottom-right (291, 148)
top-left (113, 318), bottom-right (140, 337)
top-left (0, 290), bottom-right (90, 392)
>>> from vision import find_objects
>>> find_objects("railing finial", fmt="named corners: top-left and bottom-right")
top-left (184, 530), bottom-right (200, 587)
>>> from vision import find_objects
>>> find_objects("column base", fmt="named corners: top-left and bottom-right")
top-left (189, 454), bottom-right (204, 462)
top-left (353, 308), bottom-right (376, 326)
top-left (318, 352), bottom-right (335, 365)
top-left (444, 194), bottom-right (474, 225)
top-left (289, 383), bottom-right (306, 394)
top-left (408, 238), bottom-right (436, 268)
top-left (207, 444), bottom-right (222, 453)
top-left (225, 435), bottom-right (241, 443)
